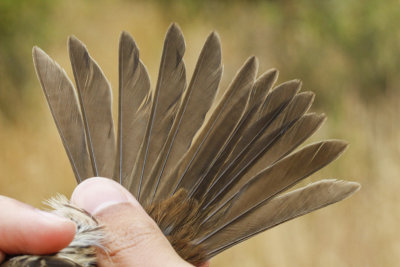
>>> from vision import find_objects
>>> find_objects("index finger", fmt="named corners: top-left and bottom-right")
top-left (0, 196), bottom-right (76, 255)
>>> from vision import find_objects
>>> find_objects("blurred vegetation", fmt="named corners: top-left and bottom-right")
top-left (154, 0), bottom-right (400, 107)
top-left (0, 0), bottom-right (55, 120)
top-left (0, 0), bottom-right (400, 266)
top-left (1, 0), bottom-right (400, 118)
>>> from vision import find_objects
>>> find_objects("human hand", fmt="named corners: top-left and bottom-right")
top-left (0, 195), bottom-right (76, 263)
top-left (0, 178), bottom-right (209, 267)
top-left (72, 177), bottom-right (210, 267)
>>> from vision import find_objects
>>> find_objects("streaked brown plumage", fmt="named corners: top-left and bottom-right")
top-left (2, 23), bottom-right (360, 266)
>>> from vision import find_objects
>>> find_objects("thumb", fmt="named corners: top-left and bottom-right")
top-left (71, 177), bottom-right (192, 267)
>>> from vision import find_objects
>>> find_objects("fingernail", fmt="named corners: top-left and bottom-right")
top-left (71, 177), bottom-right (133, 215)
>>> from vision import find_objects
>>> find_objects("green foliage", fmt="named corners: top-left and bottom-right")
top-left (1, 0), bottom-right (399, 118)
top-left (0, 0), bottom-right (55, 119)
top-left (149, 0), bottom-right (400, 110)
top-left (271, 0), bottom-right (400, 103)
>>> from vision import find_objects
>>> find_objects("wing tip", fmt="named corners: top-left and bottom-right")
top-left (294, 79), bottom-right (303, 89)
top-left (68, 34), bottom-right (78, 44)
top-left (303, 112), bottom-right (327, 128)
top-left (164, 23), bottom-right (185, 52)
top-left (274, 79), bottom-right (303, 94)
top-left (324, 179), bottom-right (361, 200)
top-left (268, 68), bottom-right (279, 79)
top-left (248, 55), bottom-right (258, 64)
top-left (32, 46), bottom-right (45, 62)
top-left (68, 35), bottom-right (87, 54)
top-left (120, 30), bottom-right (135, 43)
top-left (318, 112), bottom-right (327, 120)
top-left (168, 22), bottom-right (183, 36)
top-left (343, 180), bottom-right (361, 194)
top-left (299, 90), bottom-right (316, 100)
top-left (208, 31), bottom-right (221, 44)
top-left (260, 68), bottom-right (279, 79)
top-left (32, 45), bottom-right (40, 55)
top-left (326, 139), bottom-right (349, 152)
top-left (207, 31), bottom-right (222, 52)
top-left (32, 46), bottom-right (53, 69)
top-left (119, 31), bottom-right (138, 54)
top-left (244, 56), bottom-right (259, 73)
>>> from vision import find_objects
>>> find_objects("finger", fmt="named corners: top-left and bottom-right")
top-left (0, 250), bottom-right (5, 263)
top-left (198, 261), bottom-right (210, 267)
top-left (71, 177), bottom-right (192, 267)
top-left (0, 196), bottom-right (76, 255)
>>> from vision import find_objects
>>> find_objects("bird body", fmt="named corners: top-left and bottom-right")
top-left (2, 23), bottom-right (360, 266)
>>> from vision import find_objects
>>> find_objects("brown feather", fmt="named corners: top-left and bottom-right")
top-left (115, 31), bottom-right (151, 186)
top-left (132, 23), bottom-right (186, 201)
top-left (163, 56), bottom-right (258, 199)
top-left (68, 36), bottom-right (116, 178)
top-left (32, 47), bottom-right (92, 182)
top-left (201, 180), bottom-right (361, 258)
top-left (219, 140), bottom-right (348, 225)
top-left (28, 24), bottom-right (361, 267)
top-left (146, 31), bottom-right (222, 203)
top-left (199, 91), bottom-right (315, 210)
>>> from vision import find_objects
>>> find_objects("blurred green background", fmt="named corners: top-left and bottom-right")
top-left (0, 0), bottom-right (399, 266)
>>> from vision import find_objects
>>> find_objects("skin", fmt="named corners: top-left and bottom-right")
top-left (0, 195), bottom-right (76, 256)
top-left (0, 178), bottom-right (210, 267)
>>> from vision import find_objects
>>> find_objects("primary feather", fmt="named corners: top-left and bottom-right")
top-left (32, 47), bottom-right (92, 182)
top-left (115, 31), bottom-right (151, 186)
top-left (68, 36), bottom-right (116, 178)
top-left (147, 31), bottom-right (222, 204)
top-left (5, 23), bottom-right (360, 267)
top-left (134, 24), bottom-right (187, 202)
